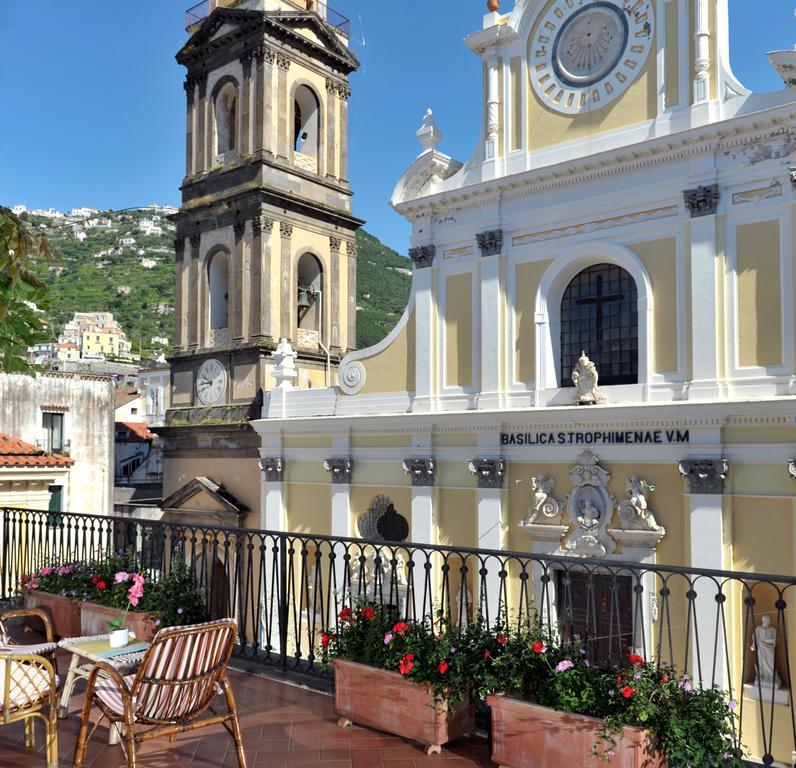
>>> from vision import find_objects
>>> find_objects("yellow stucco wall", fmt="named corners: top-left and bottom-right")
top-left (359, 310), bottom-right (416, 395)
top-left (737, 220), bottom-right (782, 368)
top-left (285, 482), bottom-right (331, 535)
top-left (510, 56), bottom-right (522, 151)
top-left (515, 260), bottom-right (551, 383)
top-left (526, 0), bottom-right (657, 150)
top-left (445, 273), bottom-right (474, 388)
top-left (629, 239), bottom-right (678, 374)
top-left (664, 0), bottom-right (680, 108)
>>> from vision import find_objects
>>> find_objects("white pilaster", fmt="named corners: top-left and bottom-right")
top-left (485, 51), bottom-right (500, 161)
top-left (689, 214), bottom-right (720, 397)
top-left (478, 252), bottom-right (503, 410)
top-left (411, 486), bottom-right (434, 545)
top-left (413, 265), bottom-right (436, 412)
top-left (693, 0), bottom-right (710, 104)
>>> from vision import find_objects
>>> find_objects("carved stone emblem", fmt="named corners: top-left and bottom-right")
top-left (402, 458), bottom-right (435, 487)
top-left (324, 458), bottom-right (353, 484)
top-left (683, 184), bottom-right (720, 218)
top-left (678, 459), bottom-right (728, 494)
top-left (572, 352), bottom-right (605, 405)
top-left (259, 457), bottom-right (284, 482)
top-left (468, 458), bottom-right (505, 489)
top-left (520, 476), bottom-right (563, 527)
top-left (409, 245), bottom-right (436, 269)
top-left (563, 451), bottom-right (616, 557)
top-left (788, 459), bottom-right (796, 480)
top-left (476, 229), bottom-right (503, 257)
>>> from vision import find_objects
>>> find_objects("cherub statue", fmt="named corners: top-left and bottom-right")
top-left (521, 476), bottom-right (562, 526)
top-left (572, 352), bottom-right (605, 405)
top-left (618, 476), bottom-right (663, 532)
top-left (577, 500), bottom-right (601, 531)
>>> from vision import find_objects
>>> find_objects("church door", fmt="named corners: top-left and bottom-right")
top-left (556, 571), bottom-right (634, 666)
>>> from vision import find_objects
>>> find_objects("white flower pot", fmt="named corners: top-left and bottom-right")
top-left (109, 628), bottom-right (129, 648)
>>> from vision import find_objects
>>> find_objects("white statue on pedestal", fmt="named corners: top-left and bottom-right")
top-left (752, 615), bottom-right (781, 688)
top-left (571, 352), bottom-right (605, 405)
top-left (272, 338), bottom-right (298, 390)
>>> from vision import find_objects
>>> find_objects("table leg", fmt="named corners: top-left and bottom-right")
top-left (58, 653), bottom-right (80, 718)
top-left (109, 722), bottom-right (121, 746)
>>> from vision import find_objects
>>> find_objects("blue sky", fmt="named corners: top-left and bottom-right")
top-left (0, 1), bottom-right (793, 253)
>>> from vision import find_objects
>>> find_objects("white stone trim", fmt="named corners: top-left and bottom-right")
top-left (533, 242), bottom-right (654, 398)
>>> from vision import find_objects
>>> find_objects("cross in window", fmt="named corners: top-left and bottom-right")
top-left (575, 274), bottom-right (621, 357)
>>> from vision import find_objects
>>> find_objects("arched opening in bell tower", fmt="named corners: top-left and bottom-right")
top-left (213, 80), bottom-right (238, 158)
top-left (208, 250), bottom-right (230, 333)
top-left (293, 84), bottom-right (320, 165)
top-left (296, 252), bottom-right (323, 333)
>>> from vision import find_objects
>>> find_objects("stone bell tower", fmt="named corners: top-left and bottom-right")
top-left (159, 0), bottom-right (361, 523)
top-left (168, 0), bottom-right (361, 424)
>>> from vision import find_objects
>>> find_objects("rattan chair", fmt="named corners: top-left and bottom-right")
top-left (0, 650), bottom-right (59, 768)
top-left (73, 618), bottom-right (246, 768)
top-left (0, 608), bottom-right (58, 662)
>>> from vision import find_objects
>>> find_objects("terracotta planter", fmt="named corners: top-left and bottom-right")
top-left (486, 695), bottom-right (665, 768)
top-left (79, 602), bottom-right (156, 642)
top-left (333, 659), bottom-right (475, 755)
top-left (23, 590), bottom-right (81, 638)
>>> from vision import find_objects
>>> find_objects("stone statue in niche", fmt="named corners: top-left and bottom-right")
top-left (752, 615), bottom-right (782, 688)
top-left (521, 475), bottom-right (563, 526)
top-left (572, 351), bottom-right (605, 405)
top-left (563, 452), bottom-right (616, 557)
top-left (576, 500), bottom-right (601, 531)
top-left (618, 477), bottom-right (664, 533)
top-left (272, 338), bottom-right (298, 389)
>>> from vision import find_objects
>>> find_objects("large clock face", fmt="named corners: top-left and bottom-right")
top-left (530, 0), bottom-right (654, 115)
top-left (196, 359), bottom-right (227, 406)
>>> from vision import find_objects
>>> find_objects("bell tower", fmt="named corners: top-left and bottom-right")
top-left (168, 0), bottom-right (362, 425)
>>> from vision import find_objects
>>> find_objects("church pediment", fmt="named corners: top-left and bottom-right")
top-left (160, 476), bottom-right (249, 527)
top-left (267, 13), bottom-right (358, 70)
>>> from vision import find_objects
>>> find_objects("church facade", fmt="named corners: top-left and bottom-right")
top-left (248, 3), bottom-right (796, 761)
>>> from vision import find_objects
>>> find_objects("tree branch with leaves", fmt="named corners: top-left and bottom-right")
top-left (0, 206), bottom-right (55, 375)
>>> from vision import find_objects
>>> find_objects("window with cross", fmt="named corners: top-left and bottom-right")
top-left (560, 263), bottom-right (638, 387)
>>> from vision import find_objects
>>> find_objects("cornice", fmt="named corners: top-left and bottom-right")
top-left (395, 108), bottom-right (796, 219)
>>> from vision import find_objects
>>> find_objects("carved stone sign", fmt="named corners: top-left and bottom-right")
top-left (501, 429), bottom-right (691, 446)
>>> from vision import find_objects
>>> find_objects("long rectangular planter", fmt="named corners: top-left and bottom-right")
top-left (79, 601), bottom-right (156, 642)
top-left (23, 590), bottom-right (81, 638)
top-left (333, 659), bottom-right (475, 755)
top-left (486, 695), bottom-right (665, 768)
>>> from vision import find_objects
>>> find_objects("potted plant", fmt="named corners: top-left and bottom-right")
top-left (21, 565), bottom-right (83, 637)
top-left (322, 604), bottom-right (489, 755)
top-left (486, 625), bottom-right (743, 768)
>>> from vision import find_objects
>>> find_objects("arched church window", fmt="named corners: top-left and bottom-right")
top-left (560, 263), bottom-right (638, 387)
top-left (357, 495), bottom-right (409, 544)
top-left (293, 85), bottom-right (320, 163)
top-left (208, 251), bottom-right (229, 331)
top-left (214, 82), bottom-right (238, 158)
top-left (296, 252), bottom-right (323, 332)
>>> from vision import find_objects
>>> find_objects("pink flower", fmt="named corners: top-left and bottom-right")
top-left (27, 577), bottom-right (40, 590)
top-left (555, 660), bottom-right (574, 673)
top-left (38, 567), bottom-right (54, 577)
top-left (127, 574), bottom-right (145, 607)
top-left (728, 699), bottom-right (737, 712)
top-left (56, 566), bottom-right (72, 576)
top-left (383, 632), bottom-right (393, 645)
top-left (114, 571), bottom-right (130, 584)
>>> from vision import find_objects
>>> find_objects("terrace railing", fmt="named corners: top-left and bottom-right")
top-left (1, 506), bottom-right (794, 765)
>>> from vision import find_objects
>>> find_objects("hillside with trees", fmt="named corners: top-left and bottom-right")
top-left (22, 208), bottom-right (411, 358)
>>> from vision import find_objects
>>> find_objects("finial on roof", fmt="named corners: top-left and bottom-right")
top-left (487, 0), bottom-right (500, 11)
top-left (416, 108), bottom-right (442, 153)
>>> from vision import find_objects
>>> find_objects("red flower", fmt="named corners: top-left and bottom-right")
top-left (629, 653), bottom-right (644, 665)
top-left (393, 621), bottom-right (409, 635)
top-left (398, 653), bottom-right (414, 676)
top-left (91, 574), bottom-right (100, 585)
top-left (362, 606), bottom-right (375, 620)
top-left (532, 640), bottom-right (546, 654)
top-left (616, 675), bottom-right (623, 685)
top-left (321, 633), bottom-right (331, 649)
top-left (338, 607), bottom-right (353, 622)
top-left (96, 580), bottom-right (107, 591)
top-left (438, 660), bottom-right (449, 675)
top-left (621, 686), bottom-right (635, 699)
top-left (661, 673), bottom-right (669, 683)
top-left (497, 635), bottom-right (507, 646)
top-left (483, 649), bottom-right (491, 660)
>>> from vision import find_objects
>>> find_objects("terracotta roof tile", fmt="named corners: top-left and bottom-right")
top-left (0, 433), bottom-right (73, 468)
top-left (117, 422), bottom-right (154, 441)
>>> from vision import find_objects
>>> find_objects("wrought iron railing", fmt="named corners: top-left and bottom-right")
top-left (1, 506), bottom-right (794, 765)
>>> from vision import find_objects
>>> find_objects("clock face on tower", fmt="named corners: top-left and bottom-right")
top-left (196, 359), bottom-right (227, 406)
top-left (530, 0), bottom-right (654, 115)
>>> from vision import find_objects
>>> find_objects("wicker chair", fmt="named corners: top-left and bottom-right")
top-left (0, 650), bottom-right (59, 768)
top-left (0, 608), bottom-right (58, 662)
top-left (73, 618), bottom-right (246, 768)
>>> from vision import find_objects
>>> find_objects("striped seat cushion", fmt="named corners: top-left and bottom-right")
top-left (0, 661), bottom-right (57, 711)
top-left (0, 642), bottom-right (58, 656)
